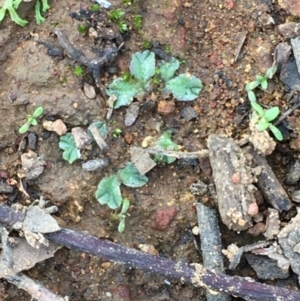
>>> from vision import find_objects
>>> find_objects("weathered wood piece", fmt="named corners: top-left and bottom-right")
top-left (207, 135), bottom-right (257, 231)
top-left (249, 149), bottom-right (292, 212)
top-left (1, 204), bottom-right (300, 300)
top-left (278, 211), bottom-right (300, 284)
top-left (196, 203), bottom-right (231, 301)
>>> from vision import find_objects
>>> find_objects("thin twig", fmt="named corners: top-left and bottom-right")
top-left (0, 205), bottom-right (300, 300)
top-left (144, 148), bottom-right (209, 159)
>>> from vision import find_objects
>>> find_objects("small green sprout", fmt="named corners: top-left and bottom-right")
top-left (90, 3), bottom-right (100, 12)
top-left (95, 162), bottom-right (148, 232)
top-left (108, 8), bottom-right (125, 21)
top-left (74, 65), bottom-right (83, 76)
top-left (251, 102), bottom-right (283, 141)
top-left (19, 106), bottom-right (44, 134)
top-left (112, 128), bottom-right (122, 138)
top-left (113, 198), bottom-right (130, 233)
top-left (77, 24), bottom-right (88, 34)
top-left (133, 14), bottom-right (142, 29)
top-left (142, 40), bottom-right (151, 49)
top-left (108, 9), bottom-right (128, 32)
top-left (246, 65), bottom-right (277, 102)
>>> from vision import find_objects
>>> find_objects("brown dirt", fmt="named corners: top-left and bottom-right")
top-left (0, 0), bottom-right (299, 300)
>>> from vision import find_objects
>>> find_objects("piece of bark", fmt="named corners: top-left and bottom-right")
top-left (1, 205), bottom-right (300, 300)
top-left (291, 37), bottom-right (300, 75)
top-left (207, 135), bottom-right (257, 231)
top-left (278, 22), bottom-right (300, 39)
top-left (264, 208), bottom-right (280, 240)
top-left (249, 148), bottom-right (292, 212)
top-left (285, 161), bottom-right (300, 185)
top-left (196, 203), bottom-right (231, 301)
top-left (245, 254), bottom-right (289, 280)
top-left (5, 274), bottom-right (66, 301)
top-left (278, 211), bottom-right (300, 284)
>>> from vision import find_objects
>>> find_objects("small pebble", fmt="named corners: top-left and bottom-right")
top-left (27, 132), bottom-right (37, 150)
top-left (82, 159), bottom-right (109, 171)
top-left (180, 105), bottom-right (198, 121)
top-left (83, 83), bottom-right (96, 99)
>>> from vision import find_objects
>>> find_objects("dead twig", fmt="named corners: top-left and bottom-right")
top-left (144, 148), bottom-right (209, 159)
top-left (0, 205), bottom-right (300, 300)
top-left (195, 203), bottom-right (231, 301)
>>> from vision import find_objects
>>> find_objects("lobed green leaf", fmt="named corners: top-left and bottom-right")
top-left (165, 73), bottom-right (202, 101)
top-left (159, 58), bottom-right (180, 81)
top-left (95, 175), bottom-right (122, 209)
top-left (106, 78), bottom-right (140, 108)
top-left (130, 50), bottom-right (155, 83)
top-left (117, 162), bottom-right (148, 188)
top-left (59, 133), bottom-right (80, 164)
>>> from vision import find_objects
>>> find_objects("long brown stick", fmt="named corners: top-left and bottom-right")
top-left (0, 205), bottom-right (299, 301)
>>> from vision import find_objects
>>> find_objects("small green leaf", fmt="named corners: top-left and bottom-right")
top-left (255, 75), bottom-right (265, 83)
top-left (118, 218), bottom-right (126, 233)
top-left (159, 58), bottom-right (180, 81)
top-left (30, 119), bottom-right (38, 126)
top-left (251, 101), bottom-right (265, 117)
top-left (19, 122), bottom-right (30, 134)
top-left (264, 107), bottom-right (280, 122)
top-left (265, 65), bottom-right (277, 79)
top-left (247, 90), bottom-right (257, 102)
top-left (117, 162), bottom-right (148, 188)
top-left (269, 124), bottom-right (283, 141)
top-left (260, 79), bottom-right (268, 90)
top-left (59, 133), bottom-right (81, 164)
top-left (165, 73), bottom-right (202, 101)
top-left (32, 106), bottom-right (44, 118)
top-left (257, 119), bottom-right (269, 131)
top-left (106, 78), bottom-right (140, 109)
top-left (95, 175), bottom-right (122, 209)
top-left (120, 198), bottom-right (130, 214)
top-left (130, 50), bottom-right (156, 83)
top-left (154, 132), bottom-right (178, 164)
top-left (246, 81), bottom-right (260, 91)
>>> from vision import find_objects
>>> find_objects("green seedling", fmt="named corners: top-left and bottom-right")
top-left (106, 50), bottom-right (202, 109)
top-left (113, 198), bottom-right (130, 233)
top-left (95, 162), bottom-right (148, 232)
top-left (74, 65), bottom-right (83, 76)
top-left (154, 132), bottom-right (179, 164)
top-left (19, 106), bottom-right (44, 134)
top-left (108, 9), bottom-right (127, 32)
top-left (112, 128), bottom-right (122, 138)
top-left (59, 133), bottom-right (81, 164)
top-left (133, 14), bottom-right (142, 29)
top-left (91, 3), bottom-right (100, 12)
top-left (77, 24), bottom-right (88, 34)
top-left (142, 40), bottom-right (151, 49)
top-left (0, 0), bottom-right (50, 26)
top-left (246, 65), bottom-right (277, 102)
top-left (251, 101), bottom-right (283, 141)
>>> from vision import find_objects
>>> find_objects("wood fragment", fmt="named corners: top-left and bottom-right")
top-left (234, 31), bottom-right (247, 62)
top-left (207, 135), bottom-right (257, 231)
top-left (195, 203), bottom-right (231, 301)
top-left (1, 204), bottom-right (300, 300)
top-left (144, 148), bottom-right (209, 159)
top-left (249, 148), bottom-right (292, 212)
